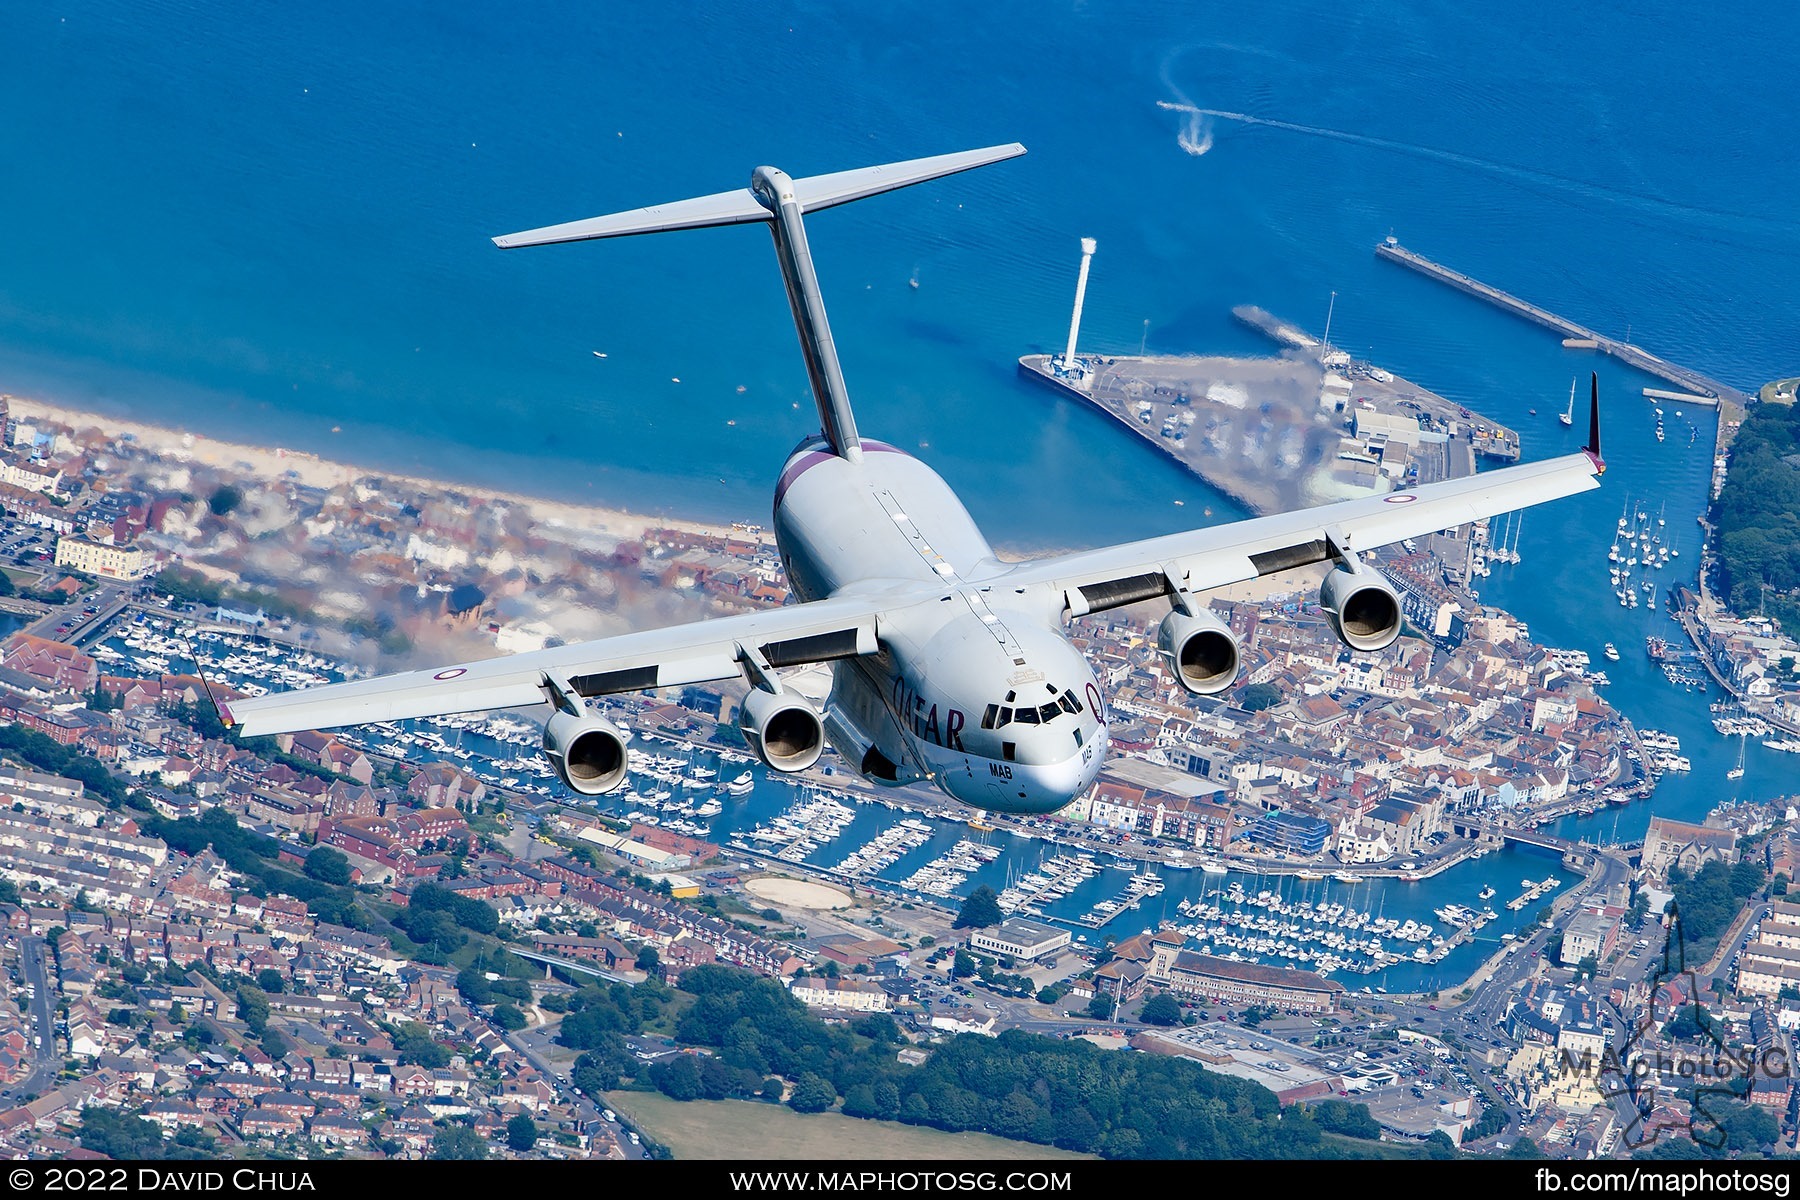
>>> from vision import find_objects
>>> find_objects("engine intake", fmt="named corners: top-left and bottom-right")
top-left (1157, 607), bottom-right (1241, 695)
top-left (738, 689), bottom-right (825, 773)
top-left (541, 710), bottom-right (630, 795)
top-left (1319, 562), bottom-right (1404, 652)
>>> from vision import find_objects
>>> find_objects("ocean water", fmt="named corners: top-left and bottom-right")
top-left (1, 1), bottom-right (1796, 828)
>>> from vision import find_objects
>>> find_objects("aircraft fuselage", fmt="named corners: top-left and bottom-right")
top-left (773, 437), bottom-right (1108, 813)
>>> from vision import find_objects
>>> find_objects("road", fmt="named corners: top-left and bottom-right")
top-left (502, 1023), bottom-right (643, 1159)
top-left (6, 937), bottom-right (60, 1102)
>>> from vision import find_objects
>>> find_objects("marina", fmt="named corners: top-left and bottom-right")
top-left (82, 601), bottom-right (1586, 994)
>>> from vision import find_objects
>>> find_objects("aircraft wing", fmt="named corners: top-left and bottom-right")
top-left (980, 447), bottom-right (1604, 616)
top-left (223, 591), bottom-right (903, 738)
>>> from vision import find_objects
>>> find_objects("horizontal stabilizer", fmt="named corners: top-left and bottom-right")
top-left (788, 143), bottom-right (1026, 213)
top-left (493, 188), bottom-right (771, 248)
top-left (493, 143), bottom-right (1026, 249)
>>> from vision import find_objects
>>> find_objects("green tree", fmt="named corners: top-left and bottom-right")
top-left (1506, 1137), bottom-right (1546, 1159)
top-left (951, 949), bottom-right (976, 979)
top-left (256, 968), bottom-right (286, 995)
top-left (1238, 682), bottom-right (1281, 712)
top-left (1719, 1100), bottom-right (1781, 1153)
top-left (505, 1113), bottom-right (537, 1153)
top-left (429, 1124), bottom-right (488, 1160)
top-left (394, 1022), bottom-right (451, 1068)
top-left (650, 1053), bottom-right (703, 1101)
top-left (1310, 1099), bottom-right (1381, 1140)
top-left (636, 946), bottom-right (661, 975)
top-left (953, 885), bottom-right (1003, 930)
top-left (1139, 993), bottom-right (1182, 1026)
top-left (572, 1043), bottom-right (633, 1097)
top-left (491, 1003), bottom-right (527, 1031)
top-left (303, 846), bottom-right (353, 886)
top-left (1086, 992), bottom-right (1117, 1021)
top-left (235, 985), bottom-right (270, 1037)
top-left (787, 1071), bottom-right (837, 1114)
top-left (851, 1013), bottom-right (899, 1043)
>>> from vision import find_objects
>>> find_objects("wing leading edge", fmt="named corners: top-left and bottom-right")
top-left (222, 589), bottom-right (918, 739)
top-left (985, 445), bottom-right (1603, 617)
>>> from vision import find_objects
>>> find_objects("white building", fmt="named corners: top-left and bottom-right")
top-left (968, 918), bottom-right (1070, 962)
top-left (789, 976), bottom-right (890, 1013)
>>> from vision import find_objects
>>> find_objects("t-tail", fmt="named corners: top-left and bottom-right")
top-left (494, 143), bottom-right (1027, 462)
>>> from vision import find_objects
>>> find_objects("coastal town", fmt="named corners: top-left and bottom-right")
top-left (0, 390), bottom-right (1792, 1161)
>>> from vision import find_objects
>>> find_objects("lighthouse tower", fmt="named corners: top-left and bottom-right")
top-left (1058, 237), bottom-right (1097, 378)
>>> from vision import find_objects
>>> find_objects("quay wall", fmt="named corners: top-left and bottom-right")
top-left (1374, 241), bottom-right (1748, 405)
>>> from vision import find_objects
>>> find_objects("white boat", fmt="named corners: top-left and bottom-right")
top-left (1727, 734), bottom-right (1746, 781)
top-left (1559, 378), bottom-right (1575, 428)
top-left (1603, 643), bottom-right (1620, 661)
top-left (1200, 861), bottom-right (1229, 876)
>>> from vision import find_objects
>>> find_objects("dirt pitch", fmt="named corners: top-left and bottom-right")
top-left (743, 875), bottom-right (854, 910)
top-left (606, 1093), bottom-right (1092, 1160)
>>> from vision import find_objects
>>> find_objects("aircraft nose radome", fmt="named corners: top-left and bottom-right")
top-left (1013, 752), bottom-right (1101, 812)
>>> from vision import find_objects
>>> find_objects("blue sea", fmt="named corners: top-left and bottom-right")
top-left (1, 0), bottom-right (1797, 833)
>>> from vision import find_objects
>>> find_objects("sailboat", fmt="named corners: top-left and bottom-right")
top-left (1559, 378), bottom-right (1576, 427)
top-left (1727, 734), bottom-right (1746, 781)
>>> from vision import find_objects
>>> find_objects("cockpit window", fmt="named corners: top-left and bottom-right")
top-left (982, 688), bottom-right (1080, 730)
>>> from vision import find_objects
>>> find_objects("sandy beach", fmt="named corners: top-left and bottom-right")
top-left (4, 392), bottom-right (770, 548)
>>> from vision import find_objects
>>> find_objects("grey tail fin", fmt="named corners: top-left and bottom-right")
top-left (494, 144), bottom-right (1027, 462)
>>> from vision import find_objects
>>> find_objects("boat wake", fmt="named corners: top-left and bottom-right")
top-left (1153, 101), bottom-right (1793, 239)
top-left (1158, 93), bottom-right (1214, 157)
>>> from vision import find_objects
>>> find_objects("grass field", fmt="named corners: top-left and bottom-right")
top-left (605, 1093), bottom-right (1093, 1161)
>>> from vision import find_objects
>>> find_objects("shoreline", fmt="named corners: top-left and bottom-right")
top-left (4, 391), bottom-right (772, 549)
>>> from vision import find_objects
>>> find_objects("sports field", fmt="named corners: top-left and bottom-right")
top-left (605, 1093), bottom-right (1092, 1160)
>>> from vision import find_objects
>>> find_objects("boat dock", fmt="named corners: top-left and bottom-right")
top-left (1504, 875), bottom-right (1561, 912)
top-left (1064, 871), bottom-right (1167, 930)
top-left (1374, 239), bottom-right (1749, 407)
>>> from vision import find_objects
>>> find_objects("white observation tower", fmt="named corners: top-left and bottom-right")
top-left (1058, 237), bottom-right (1097, 377)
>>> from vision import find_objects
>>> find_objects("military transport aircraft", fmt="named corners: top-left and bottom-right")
top-left (225, 143), bottom-right (1606, 814)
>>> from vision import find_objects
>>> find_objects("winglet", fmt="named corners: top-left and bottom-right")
top-left (1585, 372), bottom-right (1605, 474)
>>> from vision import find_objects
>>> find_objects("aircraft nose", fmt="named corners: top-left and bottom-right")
top-left (1013, 748), bottom-right (1102, 813)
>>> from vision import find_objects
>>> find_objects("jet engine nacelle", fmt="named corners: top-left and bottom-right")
top-left (1157, 606), bottom-right (1241, 695)
top-left (1319, 562), bottom-right (1404, 652)
top-left (541, 710), bottom-right (631, 796)
top-left (738, 689), bottom-right (826, 774)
